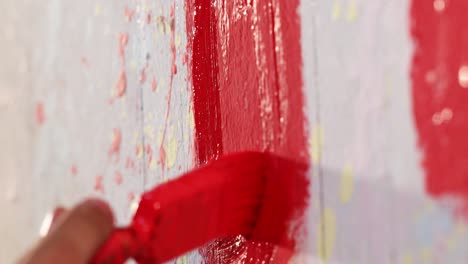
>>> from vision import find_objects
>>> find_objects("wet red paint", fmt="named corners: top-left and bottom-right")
top-left (411, 0), bottom-right (468, 208)
top-left (35, 102), bottom-right (45, 125)
top-left (92, 153), bottom-right (308, 264)
top-left (186, 0), bottom-right (309, 262)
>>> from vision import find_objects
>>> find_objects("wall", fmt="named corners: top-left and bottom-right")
top-left (0, 0), bottom-right (467, 263)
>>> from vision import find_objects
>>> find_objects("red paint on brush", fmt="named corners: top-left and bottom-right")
top-left (92, 152), bottom-right (308, 264)
top-left (411, 1), bottom-right (468, 207)
top-left (35, 102), bottom-right (45, 125)
top-left (186, 0), bottom-right (308, 262)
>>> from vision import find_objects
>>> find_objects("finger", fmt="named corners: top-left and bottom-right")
top-left (28, 199), bottom-right (114, 264)
top-left (49, 207), bottom-right (68, 231)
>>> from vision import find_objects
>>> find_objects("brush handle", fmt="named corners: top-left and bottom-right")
top-left (91, 228), bottom-right (138, 264)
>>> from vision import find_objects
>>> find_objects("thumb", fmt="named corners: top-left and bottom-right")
top-left (22, 199), bottom-right (114, 264)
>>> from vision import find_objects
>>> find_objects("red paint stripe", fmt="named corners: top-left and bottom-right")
top-left (411, 0), bottom-right (468, 209)
top-left (186, 0), bottom-right (309, 262)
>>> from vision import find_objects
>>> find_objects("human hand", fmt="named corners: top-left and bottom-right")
top-left (18, 199), bottom-right (114, 264)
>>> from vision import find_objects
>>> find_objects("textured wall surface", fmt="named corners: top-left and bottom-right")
top-left (0, 0), bottom-right (467, 263)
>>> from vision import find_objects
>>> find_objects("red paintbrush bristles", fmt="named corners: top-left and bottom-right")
top-left (91, 152), bottom-right (309, 264)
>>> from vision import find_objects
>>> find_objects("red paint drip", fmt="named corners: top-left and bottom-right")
top-left (186, 0), bottom-right (309, 262)
top-left (35, 102), bottom-right (45, 125)
top-left (411, 0), bottom-right (468, 208)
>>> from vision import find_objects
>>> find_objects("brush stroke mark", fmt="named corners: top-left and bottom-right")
top-left (411, 0), bottom-right (468, 212)
top-left (186, 0), bottom-right (309, 262)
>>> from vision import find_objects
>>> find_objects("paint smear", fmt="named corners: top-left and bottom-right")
top-left (71, 164), bottom-right (78, 176)
top-left (35, 102), bottom-right (45, 125)
top-left (411, 0), bottom-right (468, 210)
top-left (94, 175), bottom-right (104, 193)
top-left (109, 128), bottom-right (122, 157)
top-left (316, 208), bottom-right (336, 262)
top-left (114, 171), bottom-right (123, 185)
top-left (151, 77), bottom-right (157, 92)
top-left (186, 0), bottom-right (309, 262)
top-left (116, 71), bottom-right (127, 98)
top-left (124, 6), bottom-right (135, 22)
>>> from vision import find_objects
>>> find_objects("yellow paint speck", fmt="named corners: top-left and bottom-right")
top-left (331, 0), bottom-right (341, 21)
top-left (130, 60), bottom-right (137, 70)
top-left (149, 158), bottom-right (158, 171)
top-left (339, 163), bottom-right (354, 204)
top-left (310, 125), bottom-right (324, 164)
top-left (144, 125), bottom-right (155, 140)
top-left (157, 131), bottom-right (163, 145)
top-left (347, 0), bottom-right (358, 22)
top-left (120, 110), bottom-right (128, 120)
top-left (164, 21), bottom-right (171, 34)
top-left (455, 222), bottom-right (466, 235)
top-left (402, 252), bottom-right (413, 264)
top-left (94, 3), bottom-right (102, 16)
top-left (420, 247), bottom-right (432, 262)
top-left (166, 134), bottom-right (178, 168)
top-left (317, 208), bottom-right (336, 263)
top-left (188, 106), bottom-right (195, 129)
top-left (176, 255), bottom-right (188, 264)
top-left (132, 131), bottom-right (139, 144)
top-left (160, 78), bottom-right (166, 91)
top-left (136, 144), bottom-right (144, 159)
top-left (175, 34), bottom-right (182, 49)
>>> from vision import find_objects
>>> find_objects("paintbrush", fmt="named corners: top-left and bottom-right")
top-left (91, 152), bottom-right (309, 264)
